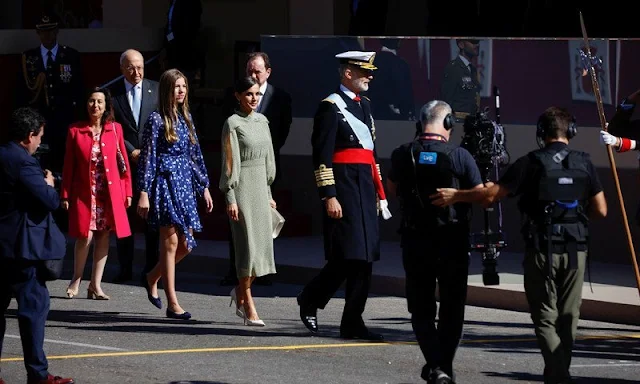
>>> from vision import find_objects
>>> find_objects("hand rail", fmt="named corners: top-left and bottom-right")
top-left (99, 52), bottom-right (161, 89)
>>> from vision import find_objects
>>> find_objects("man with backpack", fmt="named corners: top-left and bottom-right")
top-left (430, 106), bottom-right (608, 384)
top-left (386, 100), bottom-right (484, 384)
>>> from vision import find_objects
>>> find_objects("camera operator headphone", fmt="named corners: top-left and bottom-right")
top-left (536, 113), bottom-right (577, 142)
top-left (443, 112), bottom-right (454, 130)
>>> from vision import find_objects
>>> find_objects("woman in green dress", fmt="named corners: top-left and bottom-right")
top-left (220, 77), bottom-right (277, 326)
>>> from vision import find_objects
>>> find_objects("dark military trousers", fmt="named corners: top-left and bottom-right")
top-left (401, 226), bottom-right (470, 380)
top-left (523, 248), bottom-right (587, 384)
top-left (0, 259), bottom-right (50, 381)
top-left (298, 259), bottom-right (373, 332)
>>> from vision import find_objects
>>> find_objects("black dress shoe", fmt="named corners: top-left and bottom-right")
top-left (254, 275), bottom-right (273, 286)
top-left (112, 270), bottom-right (133, 283)
top-left (219, 275), bottom-right (239, 286)
top-left (297, 294), bottom-right (318, 333)
top-left (340, 328), bottom-right (384, 341)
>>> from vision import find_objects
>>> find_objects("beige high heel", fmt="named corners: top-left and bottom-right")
top-left (241, 303), bottom-right (265, 327)
top-left (87, 286), bottom-right (110, 300)
top-left (65, 286), bottom-right (79, 299)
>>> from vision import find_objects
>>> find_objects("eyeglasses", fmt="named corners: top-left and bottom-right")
top-left (125, 65), bottom-right (144, 73)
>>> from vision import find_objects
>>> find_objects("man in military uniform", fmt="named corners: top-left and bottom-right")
top-left (296, 51), bottom-right (391, 341)
top-left (440, 39), bottom-right (481, 123)
top-left (387, 100), bottom-right (484, 384)
top-left (431, 107), bottom-right (607, 384)
top-left (16, 15), bottom-right (84, 173)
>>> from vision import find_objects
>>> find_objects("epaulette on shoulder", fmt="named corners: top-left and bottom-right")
top-left (362, 95), bottom-right (370, 101)
top-left (322, 98), bottom-right (335, 104)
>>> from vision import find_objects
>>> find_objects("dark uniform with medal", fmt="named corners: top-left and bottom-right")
top-left (440, 39), bottom-right (481, 123)
top-left (16, 15), bottom-right (84, 173)
top-left (297, 51), bottom-right (391, 341)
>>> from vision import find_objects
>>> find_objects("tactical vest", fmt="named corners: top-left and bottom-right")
top-left (400, 140), bottom-right (461, 229)
top-left (520, 148), bottom-right (591, 257)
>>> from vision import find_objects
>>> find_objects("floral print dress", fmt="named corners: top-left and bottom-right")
top-left (138, 111), bottom-right (209, 250)
top-left (89, 132), bottom-right (113, 231)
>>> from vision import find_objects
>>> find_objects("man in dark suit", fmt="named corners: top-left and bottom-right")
top-left (163, 0), bottom-right (203, 86)
top-left (367, 38), bottom-right (416, 121)
top-left (0, 108), bottom-right (74, 384)
top-left (109, 49), bottom-right (160, 283)
top-left (16, 14), bottom-right (84, 174)
top-left (219, 52), bottom-right (293, 287)
top-left (440, 38), bottom-right (481, 123)
top-left (246, 52), bottom-right (293, 187)
top-left (296, 51), bottom-right (391, 340)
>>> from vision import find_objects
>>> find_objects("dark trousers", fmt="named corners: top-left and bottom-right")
top-left (401, 227), bottom-right (470, 378)
top-left (0, 259), bottom-right (50, 381)
top-left (299, 259), bottom-right (373, 331)
top-left (116, 193), bottom-right (160, 276)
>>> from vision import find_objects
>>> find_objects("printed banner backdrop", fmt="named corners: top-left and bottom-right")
top-left (568, 39), bottom-right (612, 105)
top-left (449, 39), bottom-right (493, 98)
top-left (261, 36), bottom-right (640, 126)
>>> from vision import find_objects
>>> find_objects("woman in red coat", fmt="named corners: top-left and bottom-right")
top-left (61, 87), bottom-right (133, 300)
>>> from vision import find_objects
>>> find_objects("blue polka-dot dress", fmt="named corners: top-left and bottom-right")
top-left (138, 111), bottom-right (209, 250)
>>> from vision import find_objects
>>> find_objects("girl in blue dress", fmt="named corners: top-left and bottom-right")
top-left (137, 69), bottom-right (213, 319)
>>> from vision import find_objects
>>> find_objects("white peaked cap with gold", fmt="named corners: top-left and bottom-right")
top-left (335, 51), bottom-right (378, 70)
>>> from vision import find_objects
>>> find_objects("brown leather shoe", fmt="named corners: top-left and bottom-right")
top-left (28, 374), bottom-right (75, 384)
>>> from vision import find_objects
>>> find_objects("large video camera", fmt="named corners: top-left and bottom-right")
top-left (34, 144), bottom-right (63, 189)
top-left (459, 87), bottom-right (510, 286)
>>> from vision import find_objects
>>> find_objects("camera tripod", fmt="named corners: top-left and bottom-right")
top-left (469, 163), bottom-right (506, 286)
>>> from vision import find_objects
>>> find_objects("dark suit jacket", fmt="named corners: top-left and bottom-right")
top-left (0, 142), bottom-right (65, 261)
top-left (164, 0), bottom-right (203, 72)
top-left (440, 56), bottom-right (480, 116)
top-left (257, 83), bottom-right (293, 152)
top-left (109, 79), bottom-right (159, 156)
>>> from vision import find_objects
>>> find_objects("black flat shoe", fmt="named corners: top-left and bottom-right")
top-left (141, 274), bottom-right (162, 309)
top-left (166, 309), bottom-right (192, 320)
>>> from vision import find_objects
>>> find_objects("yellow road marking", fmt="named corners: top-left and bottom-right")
top-left (1, 334), bottom-right (638, 363)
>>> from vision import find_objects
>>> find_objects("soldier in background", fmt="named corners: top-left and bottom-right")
top-left (440, 38), bottom-right (480, 123)
top-left (16, 14), bottom-right (84, 173)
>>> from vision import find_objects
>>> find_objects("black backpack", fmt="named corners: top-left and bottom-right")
top-left (402, 140), bottom-right (461, 228)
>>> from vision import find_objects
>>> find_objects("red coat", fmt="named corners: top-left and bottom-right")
top-left (61, 121), bottom-right (133, 239)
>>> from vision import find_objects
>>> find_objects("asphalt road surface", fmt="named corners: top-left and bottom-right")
top-left (1, 270), bottom-right (639, 383)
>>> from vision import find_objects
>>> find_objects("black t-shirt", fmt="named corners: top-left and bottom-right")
top-left (389, 137), bottom-right (484, 222)
top-left (498, 142), bottom-right (603, 199)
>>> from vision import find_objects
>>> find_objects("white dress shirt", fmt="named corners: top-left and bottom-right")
top-left (458, 54), bottom-right (471, 72)
top-left (340, 84), bottom-right (358, 100)
top-left (124, 79), bottom-right (142, 111)
top-left (40, 44), bottom-right (59, 67)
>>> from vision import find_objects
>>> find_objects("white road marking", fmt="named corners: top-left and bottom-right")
top-left (5, 334), bottom-right (127, 351)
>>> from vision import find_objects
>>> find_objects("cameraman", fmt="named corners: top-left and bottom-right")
top-left (0, 108), bottom-right (74, 384)
top-left (431, 106), bottom-right (607, 384)
top-left (387, 100), bottom-right (484, 384)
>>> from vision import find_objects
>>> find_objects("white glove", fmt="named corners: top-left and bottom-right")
top-left (379, 199), bottom-right (392, 220)
top-left (599, 130), bottom-right (618, 146)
